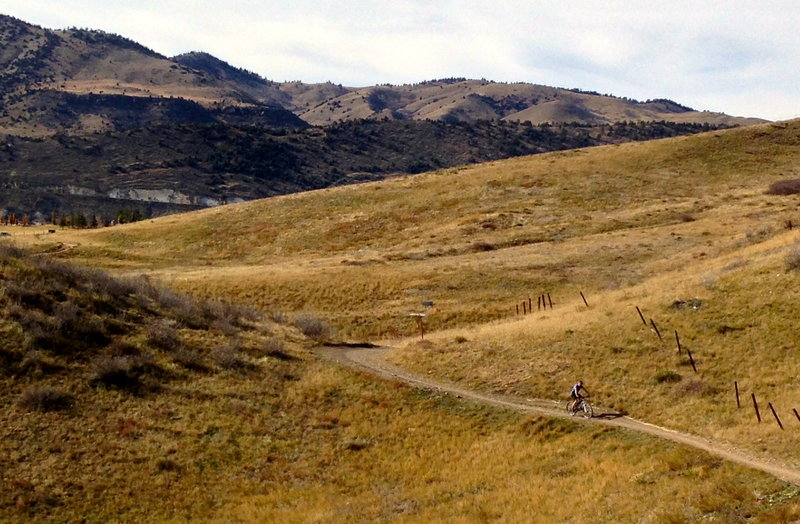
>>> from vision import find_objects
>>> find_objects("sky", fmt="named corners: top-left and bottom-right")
top-left (3, 1), bottom-right (799, 121)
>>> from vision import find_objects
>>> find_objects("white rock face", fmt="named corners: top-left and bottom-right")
top-left (106, 188), bottom-right (245, 206)
top-left (46, 185), bottom-right (243, 207)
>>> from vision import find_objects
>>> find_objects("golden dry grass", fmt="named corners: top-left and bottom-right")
top-left (7, 120), bottom-right (800, 520)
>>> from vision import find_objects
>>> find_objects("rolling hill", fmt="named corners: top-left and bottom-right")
top-left (5, 119), bottom-right (800, 521)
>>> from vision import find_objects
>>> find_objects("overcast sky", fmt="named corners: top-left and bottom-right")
top-left (4, 1), bottom-right (798, 121)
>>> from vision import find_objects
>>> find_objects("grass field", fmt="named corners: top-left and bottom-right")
top-left (5, 120), bottom-right (800, 520)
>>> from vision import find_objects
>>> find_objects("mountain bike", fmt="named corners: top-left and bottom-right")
top-left (565, 397), bottom-right (593, 418)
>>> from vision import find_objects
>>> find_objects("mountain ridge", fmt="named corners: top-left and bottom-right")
top-left (0, 14), bottom-right (766, 138)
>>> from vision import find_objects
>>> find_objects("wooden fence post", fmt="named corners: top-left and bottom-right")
top-left (537, 296), bottom-right (542, 311)
top-left (516, 304), bottom-right (519, 315)
top-left (547, 293), bottom-right (553, 309)
top-left (686, 348), bottom-right (697, 373)
top-left (580, 291), bottom-right (589, 307)
top-left (734, 381), bottom-right (740, 408)
top-left (675, 330), bottom-right (682, 354)
top-left (636, 306), bottom-right (647, 325)
top-left (650, 319), bottom-right (662, 340)
top-left (523, 301), bottom-right (527, 315)
top-left (769, 402), bottom-right (784, 430)
top-left (793, 408), bottom-right (800, 422)
top-left (528, 297), bottom-right (532, 311)
top-left (752, 393), bottom-right (761, 423)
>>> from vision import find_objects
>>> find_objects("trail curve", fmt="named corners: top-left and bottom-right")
top-left (318, 345), bottom-right (800, 486)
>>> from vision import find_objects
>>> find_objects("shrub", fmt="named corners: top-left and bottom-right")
top-left (170, 347), bottom-right (208, 372)
top-left (262, 337), bottom-right (298, 361)
top-left (107, 340), bottom-right (141, 357)
top-left (212, 344), bottom-right (249, 370)
top-left (0, 244), bottom-right (25, 260)
top-left (18, 386), bottom-right (74, 412)
top-left (90, 355), bottom-right (168, 393)
top-left (292, 312), bottom-right (330, 340)
top-left (204, 300), bottom-right (262, 328)
top-left (147, 321), bottom-right (180, 350)
top-left (155, 458), bottom-right (181, 472)
top-left (90, 356), bottom-right (141, 391)
top-left (655, 370), bottom-right (682, 384)
top-left (786, 241), bottom-right (800, 271)
top-left (766, 179), bottom-right (800, 195)
top-left (262, 336), bottom-right (285, 354)
top-left (471, 241), bottom-right (495, 252)
top-left (17, 351), bottom-right (63, 377)
top-left (267, 308), bottom-right (289, 324)
top-left (744, 226), bottom-right (773, 245)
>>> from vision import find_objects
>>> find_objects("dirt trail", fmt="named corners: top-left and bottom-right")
top-left (319, 345), bottom-right (800, 486)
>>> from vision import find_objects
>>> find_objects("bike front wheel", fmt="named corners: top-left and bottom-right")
top-left (580, 401), bottom-right (593, 418)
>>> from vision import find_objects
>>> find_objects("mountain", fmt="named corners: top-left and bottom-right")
top-left (0, 14), bottom-right (769, 221)
top-left (0, 15), bottom-right (305, 135)
top-left (294, 80), bottom-right (765, 127)
top-left (0, 14), bottom-right (764, 138)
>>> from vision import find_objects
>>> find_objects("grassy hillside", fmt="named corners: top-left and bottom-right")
top-left (7, 118), bottom-right (800, 519)
top-left (5, 248), bottom-right (798, 521)
top-left (32, 120), bottom-right (800, 330)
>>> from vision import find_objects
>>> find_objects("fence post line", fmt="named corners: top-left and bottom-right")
top-left (686, 348), bottom-right (697, 373)
top-left (734, 381), bottom-right (740, 408)
top-left (650, 319), bottom-right (662, 340)
top-left (769, 403), bottom-right (784, 430)
top-left (752, 393), bottom-right (761, 423)
top-left (636, 306), bottom-right (647, 325)
top-left (580, 291), bottom-right (589, 307)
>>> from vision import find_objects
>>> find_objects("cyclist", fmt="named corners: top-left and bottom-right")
top-left (569, 380), bottom-right (590, 415)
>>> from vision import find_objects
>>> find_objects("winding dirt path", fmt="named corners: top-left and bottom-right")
top-left (319, 345), bottom-right (800, 486)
